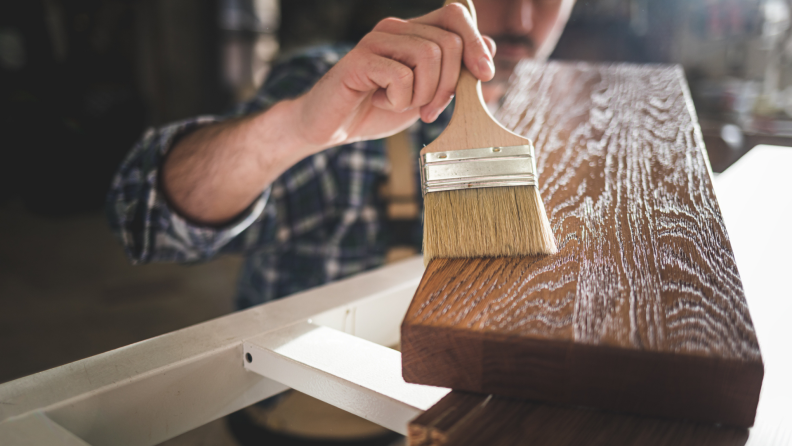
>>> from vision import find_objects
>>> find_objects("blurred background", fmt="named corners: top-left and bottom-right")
top-left (1, 0), bottom-right (791, 444)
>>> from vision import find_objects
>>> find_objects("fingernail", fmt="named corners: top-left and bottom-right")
top-left (478, 56), bottom-right (495, 77)
top-left (423, 107), bottom-right (437, 123)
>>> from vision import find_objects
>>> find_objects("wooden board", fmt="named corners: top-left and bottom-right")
top-left (401, 61), bottom-right (763, 427)
top-left (408, 392), bottom-right (748, 446)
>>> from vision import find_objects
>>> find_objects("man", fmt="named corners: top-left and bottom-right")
top-left (108, 0), bottom-right (574, 309)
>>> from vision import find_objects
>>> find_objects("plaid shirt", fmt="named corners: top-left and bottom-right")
top-left (107, 45), bottom-right (451, 308)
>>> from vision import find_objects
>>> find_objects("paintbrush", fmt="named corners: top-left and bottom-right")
top-left (421, 0), bottom-right (557, 264)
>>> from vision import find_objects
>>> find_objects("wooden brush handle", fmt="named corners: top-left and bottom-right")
top-left (421, 0), bottom-right (530, 155)
top-left (442, 0), bottom-right (482, 135)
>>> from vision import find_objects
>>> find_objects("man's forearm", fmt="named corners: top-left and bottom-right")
top-left (161, 98), bottom-right (317, 226)
top-left (161, 4), bottom-right (496, 227)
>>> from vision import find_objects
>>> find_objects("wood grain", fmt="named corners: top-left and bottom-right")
top-left (408, 392), bottom-right (748, 446)
top-left (402, 61), bottom-right (763, 427)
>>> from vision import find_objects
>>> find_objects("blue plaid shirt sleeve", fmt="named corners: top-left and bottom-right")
top-left (106, 47), bottom-right (347, 264)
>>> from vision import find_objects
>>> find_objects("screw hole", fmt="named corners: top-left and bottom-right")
top-left (439, 154), bottom-right (447, 159)
top-left (493, 148), bottom-right (501, 152)
top-left (245, 352), bottom-right (253, 363)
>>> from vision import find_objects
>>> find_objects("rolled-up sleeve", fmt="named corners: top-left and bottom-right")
top-left (106, 45), bottom-right (349, 264)
top-left (106, 115), bottom-right (270, 264)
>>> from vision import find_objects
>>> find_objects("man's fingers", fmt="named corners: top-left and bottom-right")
top-left (370, 56), bottom-right (414, 112)
top-left (482, 35), bottom-right (497, 57)
top-left (359, 31), bottom-right (442, 110)
top-left (334, 2), bottom-right (496, 130)
top-left (411, 3), bottom-right (494, 82)
top-left (343, 52), bottom-right (415, 112)
top-left (372, 19), bottom-right (462, 122)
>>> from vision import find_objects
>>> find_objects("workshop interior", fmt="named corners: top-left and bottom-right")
top-left (0, 0), bottom-right (789, 445)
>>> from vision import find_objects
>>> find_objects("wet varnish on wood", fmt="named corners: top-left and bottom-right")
top-left (401, 61), bottom-right (763, 427)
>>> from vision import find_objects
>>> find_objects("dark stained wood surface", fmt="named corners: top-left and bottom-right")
top-left (401, 61), bottom-right (763, 427)
top-left (408, 392), bottom-right (748, 446)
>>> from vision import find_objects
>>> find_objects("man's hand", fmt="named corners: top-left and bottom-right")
top-left (295, 3), bottom-right (497, 150)
top-left (163, 4), bottom-right (495, 225)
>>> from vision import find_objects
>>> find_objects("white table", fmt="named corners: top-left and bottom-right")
top-left (713, 145), bottom-right (792, 445)
top-left (0, 145), bottom-right (789, 445)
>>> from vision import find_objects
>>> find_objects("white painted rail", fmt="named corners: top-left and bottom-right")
top-left (243, 322), bottom-right (449, 434)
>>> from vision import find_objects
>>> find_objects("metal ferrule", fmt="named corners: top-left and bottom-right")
top-left (419, 144), bottom-right (538, 195)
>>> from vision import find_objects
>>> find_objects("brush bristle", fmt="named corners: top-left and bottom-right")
top-left (422, 186), bottom-right (557, 265)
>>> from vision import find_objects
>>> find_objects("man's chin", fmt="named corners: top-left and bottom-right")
top-left (490, 41), bottom-right (536, 84)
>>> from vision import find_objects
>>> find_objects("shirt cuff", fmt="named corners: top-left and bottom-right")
top-left (149, 116), bottom-right (271, 261)
top-left (153, 187), bottom-right (270, 261)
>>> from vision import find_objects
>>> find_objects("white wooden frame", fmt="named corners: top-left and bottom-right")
top-left (2, 146), bottom-right (790, 445)
top-left (0, 257), bottom-right (448, 445)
